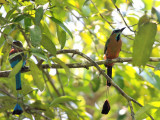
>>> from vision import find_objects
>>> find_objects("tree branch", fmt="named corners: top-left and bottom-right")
top-left (1, 56), bottom-right (160, 77)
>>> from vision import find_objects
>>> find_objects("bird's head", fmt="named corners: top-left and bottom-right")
top-left (111, 27), bottom-right (125, 41)
top-left (12, 40), bottom-right (23, 49)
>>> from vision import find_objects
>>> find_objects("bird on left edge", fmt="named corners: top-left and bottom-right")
top-left (9, 40), bottom-right (26, 115)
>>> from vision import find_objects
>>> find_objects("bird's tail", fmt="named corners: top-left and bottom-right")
top-left (107, 66), bottom-right (112, 86)
top-left (12, 103), bottom-right (23, 115)
top-left (101, 99), bottom-right (110, 114)
top-left (15, 72), bottom-right (22, 90)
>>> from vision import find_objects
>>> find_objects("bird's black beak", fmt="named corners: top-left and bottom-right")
top-left (120, 27), bottom-right (125, 32)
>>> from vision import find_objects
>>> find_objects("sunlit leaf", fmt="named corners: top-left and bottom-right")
top-left (41, 34), bottom-right (56, 56)
top-left (50, 17), bottom-right (73, 39)
top-left (135, 104), bottom-right (155, 120)
top-left (9, 60), bottom-right (23, 78)
top-left (30, 25), bottom-right (42, 47)
top-left (56, 25), bottom-right (66, 49)
top-left (50, 96), bottom-right (78, 107)
top-left (28, 60), bottom-right (44, 91)
top-left (1, 42), bottom-right (10, 69)
top-left (133, 22), bottom-right (157, 66)
top-left (35, 0), bottom-right (48, 5)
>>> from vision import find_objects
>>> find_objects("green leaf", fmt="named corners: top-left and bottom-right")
top-left (35, 6), bottom-right (43, 25)
top-left (6, 7), bottom-right (17, 19)
top-left (14, 14), bottom-right (25, 22)
top-left (35, 0), bottom-right (48, 5)
top-left (135, 104), bottom-right (155, 120)
top-left (28, 60), bottom-right (44, 91)
top-left (133, 22), bottom-right (157, 66)
top-left (50, 17), bottom-right (73, 39)
top-left (0, 35), bottom-right (5, 47)
top-left (138, 15), bottom-right (150, 28)
top-left (51, 57), bottom-right (70, 82)
top-left (114, 74), bottom-right (124, 89)
top-left (91, 76), bottom-right (100, 92)
top-left (50, 96), bottom-right (78, 107)
top-left (41, 34), bottom-right (56, 56)
top-left (24, 16), bottom-right (31, 32)
top-left (30, 48), bottom-right (48, 60)
top-left (8, 52), bottom-right (23, 61)
top-left (1, 42), bottom-right (10, 70)
top-left (56, 25), bottom-right (66, 49)
top-left (30, 25), bottom-right (42, 47)
top-left (152, 7), bottom-right (160, 23)
top-left (155, 107), bottom-right (160, 118)
top-left (9, 60), bottom-right (23, 78)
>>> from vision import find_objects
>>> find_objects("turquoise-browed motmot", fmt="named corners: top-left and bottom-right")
top-left (104, 27), bottom-right (125, 86)
top-left (101, 27), bottom-right (125, 115)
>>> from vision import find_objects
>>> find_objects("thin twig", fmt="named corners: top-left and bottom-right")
top-left (56, 69), bottom-right (65, 96)
top-left (128, 100), bottom-right (135, 120)
top-left (43, 70), bottom-right (61, 97)
top-left (18, 25), bottom-right (32, 48)
top-left (89, 0), bottom-right (114, 28)
top-left (112, 3), bottom-right (136, 32)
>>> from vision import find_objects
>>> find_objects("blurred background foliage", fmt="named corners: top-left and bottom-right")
top-left (0, 0), bottom-right (160, 119)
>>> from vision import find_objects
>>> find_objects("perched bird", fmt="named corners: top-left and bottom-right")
top-left (104, 27), bottom-right (125, 86)
top-left (9, 40), bottom-right (26, 90)
top-left (9, 40), bottom-right (26, 115)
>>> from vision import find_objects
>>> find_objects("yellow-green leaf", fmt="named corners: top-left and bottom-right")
top-left (138, 15), bottom-right (150, 28)
top-left (133, 22), bottom-right (157, 66)
top-left (56, 25), bottom-right (66, 49)
top-left (50, 96), bottom-right (78, 107)
top-left (50, 17), bottom-right (73, 39)
top-left (41, 34), bottom-right (56, 56)
top-left (28, 60), bottom-right (44, 91)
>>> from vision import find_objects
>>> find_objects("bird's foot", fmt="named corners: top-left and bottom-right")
top-left (21, 66), bottom-right (28, 71)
